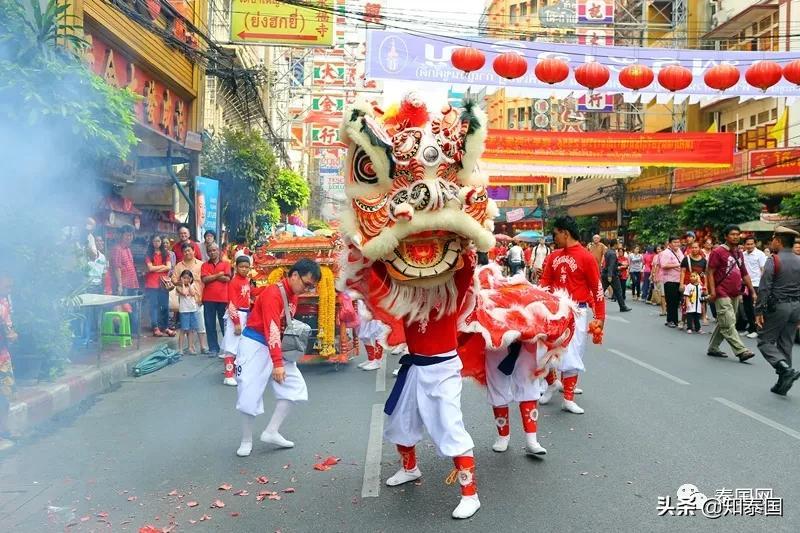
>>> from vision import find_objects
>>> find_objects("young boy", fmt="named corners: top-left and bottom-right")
top-left (683, 272), bottom-right (704, 334)
top-left (221, 256), bottom-right (252, 386)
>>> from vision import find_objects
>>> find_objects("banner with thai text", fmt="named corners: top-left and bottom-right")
top-left (365, 30), bottom-right (800, 98)
top-left (482, 130), bottom-right (736, 168)
top-left (231, 0), bottom-right (334, 46)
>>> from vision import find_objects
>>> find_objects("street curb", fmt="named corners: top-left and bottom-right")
top-left (7, 341), bottom-right (176, 436)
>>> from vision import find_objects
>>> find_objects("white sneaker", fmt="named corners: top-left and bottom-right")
top-left (392, 367), bottom-right (400, 377)
top-left (540, 382), bottom-right (558, 404)
top-left (746, 332), bottom-right (758, 339)
top-left (236, 441), bottom-right (252, 457)
top-left (492, 435), bottom-right (510, 453)
top-left (524, 434), bottom-right (547, 456)
top-left (357, 360), bottom-right (369, 368)
top-left (575, 387), bottom-right (583, 395)
top-left (452, 494), bottom-right (481, 519)
top-left (260, 431), bottom-right (295, 448)
top-left (386, 467), bottom-right (422, 486)
top-left (562, 400), bottom-right (585, 414)
top-left (223, 377), bottom-right (237, 386)
top-left (362, 360), bottom-right (382, 371)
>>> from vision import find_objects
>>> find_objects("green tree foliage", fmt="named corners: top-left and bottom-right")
top-left (202, 129), bottom-right (278, 240)
top-left (779, 192), bottom-right (800, 219)
top-left (628, 206), bottom-right (680, 246)
top-left (0, 0), bottom-right (138, 378)
top-left (0, 0), bottom-right (138, 160)
top-left (678, 185), bottom-right (762, 235)
top-left (308, 219), bottom-right (330, 231)
top-left (273, 168), bottom-right (310, 215)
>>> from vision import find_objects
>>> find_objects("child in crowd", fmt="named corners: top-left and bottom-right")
top-left (0, 273), bottom-right (17, 450)
top-left (177, 270), bottom-right (201, 354)
top-left (683, 272), bottom-right (704, 334)
top-left (221, 256), bottom-right (252, 386)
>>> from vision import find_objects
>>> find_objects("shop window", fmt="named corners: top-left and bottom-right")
top-left (517, 107), bottom-right (526, 127)
top-left (531, 1), bottom-right (539, 13)
top-left (521, 2), bottom-right (528, 17)
top-left (737, 118), bottom-right (744, 130)
top-left (771, 108), bottom-right (778, 120)
top-left (510, 5), bottom-right (518, 24)
top-left (724, 122), bottom-right (736, 133)
top-left (750, 115), bottom-right (757, 127)
top-left (757, 110), bottom-right (770, 124)
top-left (507, 109), bottom-right (515, 128)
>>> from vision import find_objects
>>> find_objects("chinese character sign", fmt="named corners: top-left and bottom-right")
top-left (577, 0), bottom-right (614, 24)
top-left (230, 0), bottom-right (334, 47)
top-left (311, 124), bottom-right (346, 147)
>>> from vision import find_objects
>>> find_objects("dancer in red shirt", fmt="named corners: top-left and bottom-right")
top-left (538, 217), bottom-right (605, 414)
top-left (234, 259), bottom-right (320, 457)
top-left (221, 256), bottom-right (252, 386)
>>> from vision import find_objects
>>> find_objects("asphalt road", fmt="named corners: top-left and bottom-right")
top-left (2, 299), bottom-right (799, 533)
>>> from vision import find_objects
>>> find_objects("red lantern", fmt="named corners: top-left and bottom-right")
top-left (618, 64), bottom-right (654, 91)
top-left (493, 52), bottom-right (528, 80)
top-left (703, 64), bottom-right (740, 92)
top-left (534, 58), bottom-right (569, 85)
top-left (450, 47), bottom-right (486, 73)
top-left (574, 62), bottom-right (610, 90)
top-left (657, 65), bottom-right (693, 92)
top-left (745, 61), bottom-right (782, 91)
top-left (783, 59), bottom-right (800, 85)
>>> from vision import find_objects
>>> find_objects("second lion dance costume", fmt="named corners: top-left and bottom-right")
top-left (338, 94), bottom-right (576, 519)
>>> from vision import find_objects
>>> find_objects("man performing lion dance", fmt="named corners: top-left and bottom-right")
top-left (338, 94), bottom-right (576, 518)
top-left (537, 216), bottom-right (605, 414)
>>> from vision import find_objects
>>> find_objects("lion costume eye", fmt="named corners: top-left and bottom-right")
top-left (352, 148), bottom-right (378, 185)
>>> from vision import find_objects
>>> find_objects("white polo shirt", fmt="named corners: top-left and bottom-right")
top-left (743, 248), bottom-right (767, 286)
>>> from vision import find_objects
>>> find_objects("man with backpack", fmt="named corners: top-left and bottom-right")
top-left (706, 225), bottom-right (757, 362)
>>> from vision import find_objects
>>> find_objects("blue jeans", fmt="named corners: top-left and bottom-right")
top-left (641, 272), bottom-right (652, 301)
top-left (145, 288), bottom-right (169, 330)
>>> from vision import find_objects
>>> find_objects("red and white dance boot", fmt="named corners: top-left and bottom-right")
top-left (540, 368), bottom-right (559, 405)
top-left (386, 445), bottom-right (422, 486)
top-left (358, 345), bottom-right (374, 369)
top-left (561, 374), bottom-right (585, 414)
top-left (451, 454), bottom-right (480, 519)
top-left (491, 405), bottom-right (510, 452)
top-left (557, 379), bottom-right (583, 395)
top-left (223, 355), bottom-right (237, 386)
top-left (519, 401), bottom-right (546, 455)
top-left (363, 343), bottom-right (383, 371)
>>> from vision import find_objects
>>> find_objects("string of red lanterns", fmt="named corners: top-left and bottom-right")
top-left (448, 47), bottom-right (800, 93)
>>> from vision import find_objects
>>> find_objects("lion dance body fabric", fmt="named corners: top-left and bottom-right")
top-left (336, 93), bottom-right (575, 519)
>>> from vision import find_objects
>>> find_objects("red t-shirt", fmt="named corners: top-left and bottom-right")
top-left (227, 274), bottom-right (252, 326)
top-left (201, 260), bottom-right (231, 302)
top-left (523, 247), bottom-right (533, 264)
top-left (617, 255), bottom-right (629, 281)
top-left (144, 252), bottom-right (169, 289)
top-left (112, 244), bottom-right (139, 289)
top-left (173, 241), bottom-right (202, 263)
top-left (246, 279), bottom-right (298, 367)
top-left (540, 243), bottom-right (606, 320)
top-left (708, 245), bottom-right (745, 299)
top-left (402, 253), bottom-right (475, 357)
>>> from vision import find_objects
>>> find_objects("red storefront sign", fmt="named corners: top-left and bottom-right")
top-left (88, 34), bottom-right (191, 143)
top-left (483, 130), bottom-right (736, 168)
top-left (749, 148), bottom-right (800, 180)
top-left (674, 152), bottom-right (746, 191)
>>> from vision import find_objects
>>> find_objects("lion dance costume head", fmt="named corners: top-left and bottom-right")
top-left (339, 93), bottom-right (576, 380)
top-left (340, 92), bottom-right (497, 287)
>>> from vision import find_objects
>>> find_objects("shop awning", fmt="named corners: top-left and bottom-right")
top-left (550, 178), bottom-right (618, 217)
top-left (739, 219), bottom-right (777, 232)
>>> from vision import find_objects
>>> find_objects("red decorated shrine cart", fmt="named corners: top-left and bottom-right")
top-left (249, 234), bottom-right (357, 366)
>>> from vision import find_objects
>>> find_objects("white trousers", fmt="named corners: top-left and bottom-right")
top-left (222, 311), bottom-right (248, 355)
top-left (383, 356), bottom-right (474, 458)
top-left (485, 343), bottom-right (546, 406)
top-left (235, 336), bottom-right (308, 416)
top-left (558, 308), bottom-right (590, 374)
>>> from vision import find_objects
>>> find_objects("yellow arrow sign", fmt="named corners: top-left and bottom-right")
top-left (230, 0), bottom-right (334, 47)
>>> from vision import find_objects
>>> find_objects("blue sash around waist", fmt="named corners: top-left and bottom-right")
top-left (384, 353), bottom-right (457, 416)
top-left (242, 327), bottom-right (266, 346)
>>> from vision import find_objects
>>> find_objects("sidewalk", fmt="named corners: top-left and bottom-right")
top-left (7, 337), bottom-right (177, 436)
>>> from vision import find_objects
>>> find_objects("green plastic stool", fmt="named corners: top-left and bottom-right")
top-left (101, 311), bottom-right (132, 348)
